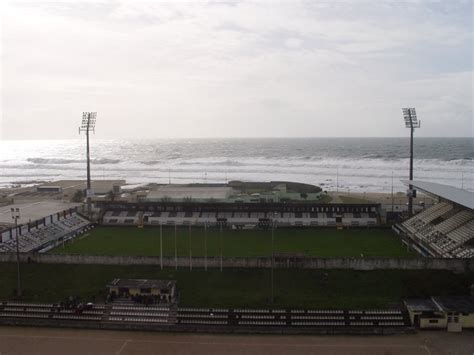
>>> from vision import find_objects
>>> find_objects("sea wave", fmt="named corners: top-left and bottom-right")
top-left (27, 158), bottom-right (121, 165)
top-left (0, 138), bottom-right (470, 193)
top-left (139, 160), bottom-right (162, 165)
top-left (179, 159), bottom-right (247, 167)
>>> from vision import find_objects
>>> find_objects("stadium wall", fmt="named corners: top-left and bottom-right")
top-left (0, 317), bottom-right (411, 335)
top-left (0, 253), bottom-right (472, 272)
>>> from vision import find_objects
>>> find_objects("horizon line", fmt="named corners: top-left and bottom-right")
top-left (1, 136), bottom-right (473, 141)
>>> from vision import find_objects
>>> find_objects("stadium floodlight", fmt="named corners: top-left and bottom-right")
top-left (11, 208), bottom-right (22, 298)
top-left (402, 108), bottom-right (421, 217)
top-left (78, 112), bottom-right (97, 220)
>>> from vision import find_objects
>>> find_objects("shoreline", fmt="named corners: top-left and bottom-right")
top-left (0, 180), bottom-right (435, 204)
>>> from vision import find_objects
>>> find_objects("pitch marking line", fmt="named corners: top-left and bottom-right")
top-left (116, 339), bottom-right (131, 355)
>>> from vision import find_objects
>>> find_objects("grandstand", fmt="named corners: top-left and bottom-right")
top-left (101, 202), bottom-right (379, 228)
top-left (0, 301), bottom-right (411, 330)
top-left (0, 210), bottom-right (92, 253)
top-left (394, 180), bottom-right (474, 258)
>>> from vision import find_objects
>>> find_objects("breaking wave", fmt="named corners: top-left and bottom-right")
top-left (27, 158), bottom-right (121, 164)
top-left (0, 138), bottom-right (470, 192)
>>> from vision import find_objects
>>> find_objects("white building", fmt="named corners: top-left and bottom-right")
top-left (144, 185), bottom-right (233, 202)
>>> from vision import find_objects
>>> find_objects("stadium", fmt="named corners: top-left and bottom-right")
top-left (2, 179), bottom-right (472, 260)
top-left (1, 181), bottom-right (393, 258)
top-left (0, 179), bottom-right (473, 336)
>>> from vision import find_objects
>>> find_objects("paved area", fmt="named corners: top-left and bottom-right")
top-left (0, 326), bottom-right (472, 355)
top-left (0, 201), bottom-right (80, 226)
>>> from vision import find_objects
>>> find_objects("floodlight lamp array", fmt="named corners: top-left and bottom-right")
top-left (79, 112), bottom-right (97, 132)
top-left (402, 108), bottom-right (420, 129)
top-left (11, 208), bottom-right (20, 218)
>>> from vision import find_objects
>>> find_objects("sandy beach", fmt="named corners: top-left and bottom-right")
top-left (328, 191), bottom-right (435, 210)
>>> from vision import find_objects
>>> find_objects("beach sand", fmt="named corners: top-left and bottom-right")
top-left (328, 190), bottom-right (435, 207)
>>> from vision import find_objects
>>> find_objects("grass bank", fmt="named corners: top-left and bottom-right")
top-left (0, 263), bottom-right (470, 309)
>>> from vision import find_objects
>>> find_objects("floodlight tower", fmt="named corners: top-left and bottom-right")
top-left (402, 108), bottom-right (420, 217)
top-left (11, 208), bottom-right (21, 298)
top-left (79, 112), bottom-right (97, 220)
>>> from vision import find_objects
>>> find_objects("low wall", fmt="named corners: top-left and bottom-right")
top-left (0, 318), bottom-right (414, 335)
top-left (0, 253), bottom-right (472, 272)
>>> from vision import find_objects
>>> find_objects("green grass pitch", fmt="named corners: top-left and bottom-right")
top-left (51, 226), bottom-right (414, 257)
top-left (0, 263), bottom-right (471, 308)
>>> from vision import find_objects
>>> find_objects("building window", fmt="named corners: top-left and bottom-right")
top-left (429, 319), bottom-right (438, 323)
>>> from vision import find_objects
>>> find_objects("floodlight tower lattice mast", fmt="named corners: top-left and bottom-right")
top-left (79, 112), bottom-right (97, 220)
top-left (402, 108), bottom-right (420, 217)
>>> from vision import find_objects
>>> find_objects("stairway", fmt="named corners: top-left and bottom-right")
top-left (168, 304), bottom-right (178, 325)
top-left (102, 304), bottom-right (113, 321)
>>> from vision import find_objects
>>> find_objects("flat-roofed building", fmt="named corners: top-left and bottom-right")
top-left (107, 278), bottom-right (177, 303)
top-left (405, 295), bottom-right (474, 332)
top-left (36, 186), bottom-right (62, 193)
top-left (404, 298), bottom-right (446, 329)
top-left (144, 185), bottom-right (233, 202)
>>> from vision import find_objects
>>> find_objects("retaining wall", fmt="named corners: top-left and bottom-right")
top-left (0, 253), bottom-right (472, 272)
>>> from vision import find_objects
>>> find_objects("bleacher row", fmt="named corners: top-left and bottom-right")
top-left (103, 210), bottom-right (378, 227)
top-left (401, 202), bottom-right (474, 258)
top-left (0, 302), bottom-right (411, 329)
top-left (0, 302), bottom-right (104, 322)
top-left (0, 213), bottom-right (91, 253)
top-left (174, 307), bottom-right (409, 327)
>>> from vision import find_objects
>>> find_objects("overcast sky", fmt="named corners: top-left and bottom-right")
top-left (1, 0), bottom-right (472, 139)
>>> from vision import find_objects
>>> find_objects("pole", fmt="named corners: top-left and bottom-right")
top-left (174, 223), bottom-right (177, 270)
top-left (14, 217), bottom-right (22, 298)
top-left (189, 224), bottom-right (192, 271)
top-left (271, 219), bottom-right (274, 304)
top-left (391, 171), bottom-right (394, 213)
top-left (160, 223), bottom-right (163, 270)
top-left (408, 111), bottom-right (414, 217)
top-left (86, 115), bottom-right (92, 220)
top-left (219, 222), bottom-right (223, 272)
top-left (204, 221), bottom-right (208, 271)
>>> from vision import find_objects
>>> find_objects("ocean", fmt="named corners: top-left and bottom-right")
top-left (0, 137), bottom-right (472, 193)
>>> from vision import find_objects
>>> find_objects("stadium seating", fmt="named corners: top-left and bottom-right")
top-left (103, 210), bottom-right (140, 225)
top-left (0, 302), bottom-right (105, 322)
top-left (0, 213), bottom-right (91, 253)
top-left (0, 301), bottom-right (411, 330)
top-left (103, 209), bottom-right (378, 229)
top-left (109, 304), bottom-right (171, 324)
top-left (399, 201), bottom-right (473, 258)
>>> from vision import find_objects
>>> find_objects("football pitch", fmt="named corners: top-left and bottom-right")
top-left (51, 226), bottom-right (414, 257)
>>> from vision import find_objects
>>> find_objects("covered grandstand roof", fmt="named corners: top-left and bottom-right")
top-left (402, 180), bottom-right (473, 210)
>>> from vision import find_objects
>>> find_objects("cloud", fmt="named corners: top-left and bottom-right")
top-left (1, 0), bottom-right (472, 139)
